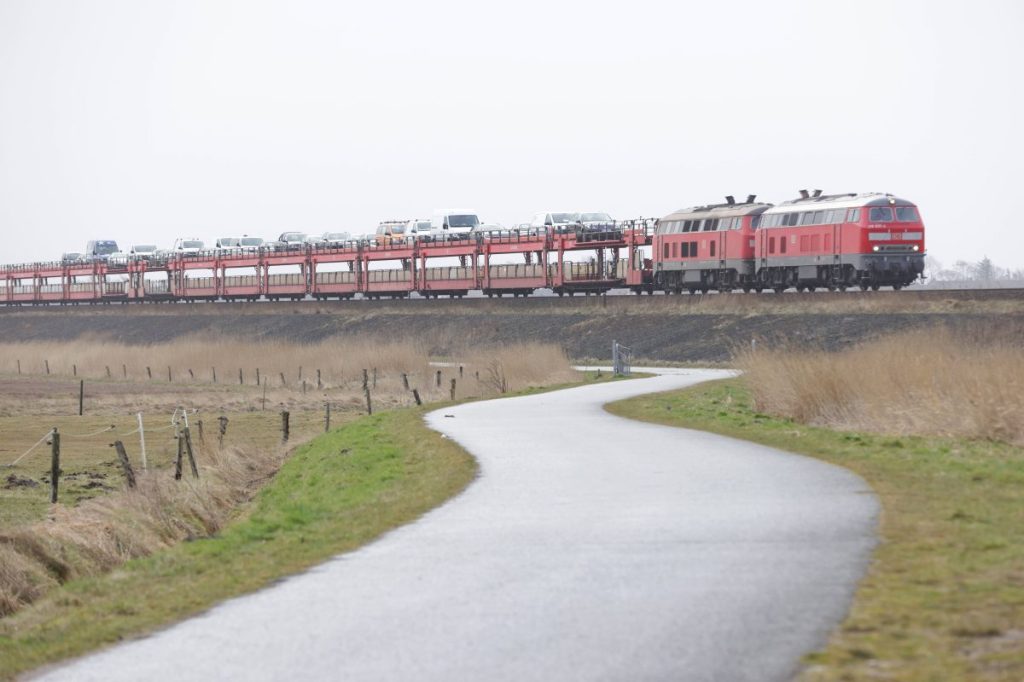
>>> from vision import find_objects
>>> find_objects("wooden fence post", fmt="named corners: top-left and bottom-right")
top-left (450, 378), bottom-right (456, 401)
top-left (196, 419), bottom-right (204, 444)
top-left (364, 386), bottom-right (372, 415)
top-left (239, 368), bottom-right (244, 385)
top-left (217, 415), bottom-right (229, 446)
top-left (16, 359), bottom-right (21, 375)
top-left (436, 370), bottom-right (442, 387)
top-left (362, 369), bottom-right (368, 390)
top-left (183, 427), bottom-right (199, 478)
top-left (372, 367), bottom-right (377, 388)
top-left (45, 359), bottom-right (50, 375)
top-left (112, 441), bottom-right (136, 489)
top-left (459, 365), bottom-right (464, 378)
top-left (256, 368), bottom-right (261, 386)
top-left (298, 366), bottom-right (303, 382)
top-left (281, 411), bottom-right (290, 443)
top-left (78, 379), bottom-right (84, 416)
top-left (324, 402), bottom-right (331, 432)
top-left (174, 432), bottom-right (184, 480)
top-left (50, 428), bottom-right (60, 503)
top-left (188, 368), bottom-right (194, 380)
top-left (212, 366), bottom-right (217, 383)
top-left (401, 373), bottom-right (409, 390)
top-left (146, 366), bottom-right (152, 380)
top-left (167, 366), bottom-right (173, 382)
top-left (73, 364), bottom-right (77, 377)
top-left (316, 369), bottom-right (322, 389)
top-left (302, 379), bottom-right (307, 395)
top-left (106, 365), bottom-right (111, 379)
top-left (262, 378), bottom-right (268, 410)
top-left (280, 371), bottom-right (286, 387)
top-left (412, 389), bottom-right (422, 406)
top-left (122, 364), bottom-right (127, 379)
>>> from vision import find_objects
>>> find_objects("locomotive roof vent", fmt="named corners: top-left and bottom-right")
top-left (813, 189), bottom-right (823, 198)
top-left (725, 195), bottom-right (735, 205)
top-left (799, 189), bottom-right (810, 199)
top-left (746, 194), bottom-right (756, 203)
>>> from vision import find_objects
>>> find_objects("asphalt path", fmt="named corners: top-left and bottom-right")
top-left (38, 368), bottom-right (878, 682)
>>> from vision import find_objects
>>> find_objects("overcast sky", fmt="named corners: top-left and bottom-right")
top-left (1, 0), bottom-right (1021, 269)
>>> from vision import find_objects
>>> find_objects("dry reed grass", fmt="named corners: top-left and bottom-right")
top-left (0, 444), bottom-right (282, 617)
top-left (0, 336), bottom-right (578, 406)
top-left (737, 327), bottom-right (1024, 443)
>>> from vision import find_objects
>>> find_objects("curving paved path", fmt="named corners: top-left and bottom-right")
top-left (38, 369), bottom-right (878, 682)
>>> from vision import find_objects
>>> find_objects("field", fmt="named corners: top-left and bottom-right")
top-left (0, 336), bottom-right (578, 632)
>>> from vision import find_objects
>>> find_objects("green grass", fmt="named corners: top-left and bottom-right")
top-left (0, 407), bottom-right (476, 679)
top-left (606, 379), bottom-right (1024, 681)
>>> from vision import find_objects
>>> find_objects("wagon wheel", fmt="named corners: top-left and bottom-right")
top-left (859, 283), bottom-right (869, 291)
top-left (774, 286), bottom-right (785, 294)
top-left (871, 284), bottom-right (880, 291)
top-left (893, 284), bottom-right (903, 291)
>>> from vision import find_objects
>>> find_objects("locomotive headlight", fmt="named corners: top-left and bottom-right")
top-left (872, 245), bottom-right (880, 252)
top-left (912, 245), bottom-right (920, 251)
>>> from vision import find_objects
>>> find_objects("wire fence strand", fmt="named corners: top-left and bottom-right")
top-left (5, 429), bottom-right (54, 468)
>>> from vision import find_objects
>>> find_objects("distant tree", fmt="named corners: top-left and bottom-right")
top-left (954, 260), bottom-right (971, 280)
top-left (972, 256), bottom-right (995, 282)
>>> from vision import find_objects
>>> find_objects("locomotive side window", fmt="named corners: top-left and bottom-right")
top-left (769, 237), bottom-right (776, 254)
top-left (710, 241), bottom-right (716, 257)
top-left (663, 243), bottom-right (669, 259)
top-left (812, 210), bottom-right (825, 224)
top-left (672, 242), bottom-right (677, 258)
top-left (750, 215), bottom-right (762, 229)
top-left (895, 207), bottom-right (919, 222)
top-left (868, 207), bottom-right (893, 222)
top-left (847, 208), bottom-right (860, 222)
top-left (780, 237), bottom-right (787, 254)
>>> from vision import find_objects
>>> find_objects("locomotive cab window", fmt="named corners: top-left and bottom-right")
top-left (869, 207), bottom-right (894, 222)
top-left (895, 207), bottom-right (919, 222)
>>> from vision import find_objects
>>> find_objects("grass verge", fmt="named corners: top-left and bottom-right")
top-left (606, 378), bottom-right (1024, 682)
top-left (0, 407), bottom-right (476, 679)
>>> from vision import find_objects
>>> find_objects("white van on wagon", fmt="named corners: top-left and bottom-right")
top-left (430, 209), bottom-right (480, 239)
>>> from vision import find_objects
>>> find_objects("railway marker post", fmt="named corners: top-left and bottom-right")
top-left (111, 441), bottom-right (137, 489)
top-left (137, 412), bottom-right (148, 470)
top-left (49, 428), bottom-right (60, 504)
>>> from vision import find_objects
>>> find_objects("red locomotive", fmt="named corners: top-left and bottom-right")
top-left (652, 195), bottom-right (771, 294)
top-left (653, 190), bottom-right (926, 293)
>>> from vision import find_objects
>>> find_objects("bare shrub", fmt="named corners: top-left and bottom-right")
top-left (737, 327), bottom-right (1024, 443)
top-left (462, 343), bottom-right (577, 396)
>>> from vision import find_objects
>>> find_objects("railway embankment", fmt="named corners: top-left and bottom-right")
top-left (0, 291), bottom-right (1022, 362)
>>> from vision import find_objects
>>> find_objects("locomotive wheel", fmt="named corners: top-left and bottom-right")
top-left (838, 285), bottom-right (847, 292)
top-left (742, 285), bottom-right (751, 293)
top-left (774, 286), bottom-right (785, 294)
top-left (796, 284), bottom-right (806, 293)
top-left (807, 286), bottom-right (816, 293)
top-left (871, 284), bottom-right (880, 291)
top-left (688, 287), bottom-right (697, 295)
top-left (859, 283), bottom-right (869, 291)
top-left (893, 284), bottom-right (903, 291)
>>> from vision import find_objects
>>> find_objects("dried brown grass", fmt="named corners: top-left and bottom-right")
top-left (737, 327), bottom-right (1024, 443)
top-left (0, 444), bottom-right (282, 617)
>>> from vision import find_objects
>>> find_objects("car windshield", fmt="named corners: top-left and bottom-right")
top-left (580, 213), bottom-right (612, 222)
top-left (219, 238), bottom-right (239, 246)
top-left (324, 233), bottom-right (348, 240)
top-left (551, 213), bottom-right (580, 223)
top-left (447, 214), bottom-right (479, 228)
top-left (239, 238), bottom-right (263, 246)
top-left (416, 221), bottom-right (431, 230)
top-left (868, 207), bottom-right (894, 222)
top-left (895, 206), bottom-right (919, 222)
top-left (94, 241), bottom-right (118, 255)
top-left (133, 245), bottom-right (156, 253)
top-left (182, 241), bottom-right (203, 249)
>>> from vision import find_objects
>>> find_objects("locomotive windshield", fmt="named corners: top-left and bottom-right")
top-left (868, 207), bottom-right (894, 222)
top-left (895, 207), bottom-right (919, 222)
